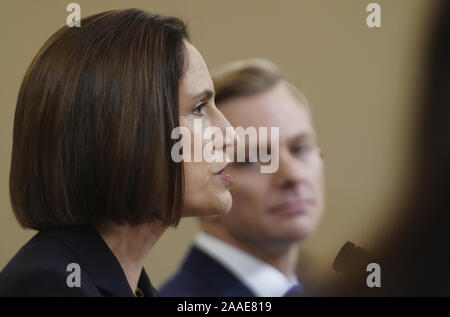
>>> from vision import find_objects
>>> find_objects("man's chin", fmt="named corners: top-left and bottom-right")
top-left (275, 223), bottom-right (317, 241)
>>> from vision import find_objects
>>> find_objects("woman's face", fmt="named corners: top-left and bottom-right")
top-left (178, 41), bottom-right (234, 217)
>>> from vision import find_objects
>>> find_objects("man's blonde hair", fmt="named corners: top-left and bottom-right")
top-left (211, 58), bottom-right (311, 116)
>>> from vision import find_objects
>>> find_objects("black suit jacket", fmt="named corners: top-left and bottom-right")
top-left (159, 246), bottom-right (255, 297)
top-left (0, 225), bottom-right (158, 297)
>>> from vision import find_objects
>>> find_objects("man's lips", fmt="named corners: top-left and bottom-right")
top-left (269, 198), bottom-right (314, 215)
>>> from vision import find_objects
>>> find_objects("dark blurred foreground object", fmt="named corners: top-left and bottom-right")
top-left (333, 241), bottom-right (376, 276)
top-left (376, 0), bottom-right (450, 296)
top-left (329, 1), bottom-right (450, 296)
top-left (331, 241), bottom-right (382, 296)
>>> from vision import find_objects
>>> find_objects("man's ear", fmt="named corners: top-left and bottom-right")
top-left (319, 149), bottom-right (325, 160)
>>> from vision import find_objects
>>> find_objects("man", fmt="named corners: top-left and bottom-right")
top-left (160, 59), bottom-right (325, 297)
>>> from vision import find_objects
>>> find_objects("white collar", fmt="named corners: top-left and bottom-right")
top-left (194, 232), bottom-right (300, 297)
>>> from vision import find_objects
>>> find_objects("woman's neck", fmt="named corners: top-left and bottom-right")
top-left (95, 221), bottom-right (167, 293)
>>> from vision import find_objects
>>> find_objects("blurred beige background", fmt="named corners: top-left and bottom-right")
top-left (0, 0), bottom-right (436, 288)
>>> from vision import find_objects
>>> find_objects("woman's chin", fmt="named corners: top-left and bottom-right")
top-left (215, 190), bottom-right (233, 214)
top-left (182, 190), bottom-right (232, 217)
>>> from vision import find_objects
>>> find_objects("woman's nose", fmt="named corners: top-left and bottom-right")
top-left (212, 107), bottom-right (236, 158)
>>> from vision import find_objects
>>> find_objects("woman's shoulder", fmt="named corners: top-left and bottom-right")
top-left (0, 264), bottom-right (97, 296)
top-left (0, 230), bottom-right (99, 296)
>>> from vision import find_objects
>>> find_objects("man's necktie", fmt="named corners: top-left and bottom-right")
top-left (283, 284), bottom-right (303, 297)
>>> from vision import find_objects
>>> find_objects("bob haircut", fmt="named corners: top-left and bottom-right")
top-left (10, 9), bottom-right (188, 229)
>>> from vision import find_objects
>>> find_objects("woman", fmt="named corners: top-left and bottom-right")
top-left (0, 9), bottom-right (234, 296)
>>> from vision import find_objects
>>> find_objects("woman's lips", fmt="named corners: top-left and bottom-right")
top-left (215, 163), bottom-right (233, 184)
top-left (218, 170), bottom-right (234, 184)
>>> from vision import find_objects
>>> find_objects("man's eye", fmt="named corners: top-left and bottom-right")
top-left (192, 102), bottom-right (207, 116)
top-left (293, 145), bottom-right (312, 156)
top-left (293, 146), bottom-right (305, 155)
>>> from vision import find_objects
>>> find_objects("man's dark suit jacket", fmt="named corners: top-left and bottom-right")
top-left (159, 246), bottom-right (256, 297)
top-left (0, 225), bottom-right (158, 297)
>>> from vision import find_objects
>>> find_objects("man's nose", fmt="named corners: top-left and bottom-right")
top-left (273, 150), bottom-right (305, 188)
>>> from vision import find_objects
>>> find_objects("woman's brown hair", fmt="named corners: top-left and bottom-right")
top-left (10, 9), bottom-right (188, 229)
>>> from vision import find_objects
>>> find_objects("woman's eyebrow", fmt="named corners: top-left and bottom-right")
top-left (189, 89), bottom-right (215, 102)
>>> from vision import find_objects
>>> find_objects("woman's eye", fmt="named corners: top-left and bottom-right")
top-left (192, 102), bottom-right (207, 117)
top-left (235, 161), bottom-right (260, 168)
top-left (234, 156), bottom-right (261, 168)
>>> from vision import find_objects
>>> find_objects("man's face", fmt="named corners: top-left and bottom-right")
top-left (216, 83), bottom-right (324, 249)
